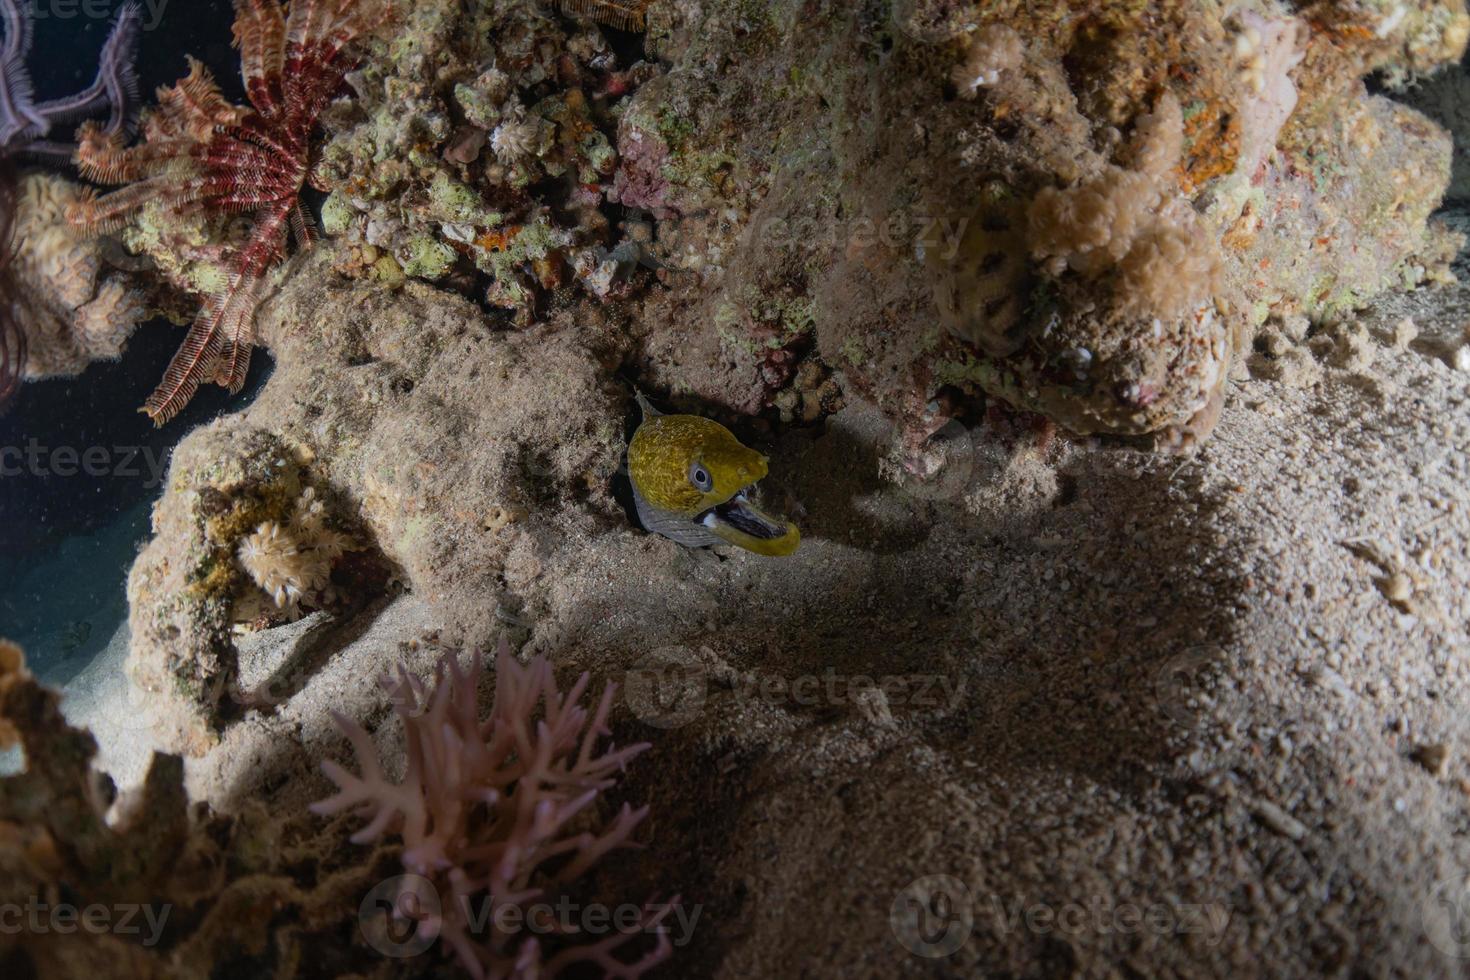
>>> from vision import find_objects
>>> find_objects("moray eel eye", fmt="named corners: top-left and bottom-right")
top-left (689, 462), bottom-right (713, 492)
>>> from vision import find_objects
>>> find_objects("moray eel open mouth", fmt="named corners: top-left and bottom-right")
top-left (696, 485), bottom-right (800, 556)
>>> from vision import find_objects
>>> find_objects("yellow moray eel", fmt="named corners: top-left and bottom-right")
top-left (627, 392), bottom-right (800, 556)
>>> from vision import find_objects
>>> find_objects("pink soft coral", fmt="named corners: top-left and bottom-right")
top-left (311, 641), bottom-right (674, 979)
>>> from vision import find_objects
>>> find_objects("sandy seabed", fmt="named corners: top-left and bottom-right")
top-left (46, 228), bottom-right (1470, 978)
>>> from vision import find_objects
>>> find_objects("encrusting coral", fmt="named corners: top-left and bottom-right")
top-left (312, 641), bottom-right (674, 979)
top-left (68, 0), bottom-right (391, 423)
top-left (599, 0), bottom-right (1465, 453)
top-left (314, 0), bottom-right (658, 317)
top-left (1025, 93), bottom-right (1222, 324)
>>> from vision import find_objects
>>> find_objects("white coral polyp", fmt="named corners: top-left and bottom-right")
top-left (490, 115), bottom-right (540, 161)
top-left (236, 487), bottom-right (354, 612)
top-left (238, 521), bottom-right (316, 608)
top-left (952, 24), bottom-right (1024, 97)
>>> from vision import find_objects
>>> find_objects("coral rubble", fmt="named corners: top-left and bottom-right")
top-left (313, 0), bottom-right (654, 320)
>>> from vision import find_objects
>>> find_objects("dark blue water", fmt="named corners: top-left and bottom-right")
top-left (1, 0), bottom-right (265, 680)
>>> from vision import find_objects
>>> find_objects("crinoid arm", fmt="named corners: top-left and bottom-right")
top-left (142, 203), bottom-right (289, 424)
top-left (68, 0), bottom-right (388, 422)
top-left (142, 272), bottom-right (261, 424)
top-left (558, 0), bottom-right (654, 32)
top-left (31, 2), bottom-right (142, 137)
top-left (233, 0), bottom-right (287, 118)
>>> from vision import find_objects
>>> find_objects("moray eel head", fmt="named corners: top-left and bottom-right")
top-left (627, 398), bottom-right (800, 557)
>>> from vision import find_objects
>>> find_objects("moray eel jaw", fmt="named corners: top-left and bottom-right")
top-left (696, 485), bottom-right (801, 557)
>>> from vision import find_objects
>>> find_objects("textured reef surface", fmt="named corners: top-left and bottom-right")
top-left (6, 0), bottom-right (1470, 978)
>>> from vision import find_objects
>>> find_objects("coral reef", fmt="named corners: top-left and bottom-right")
top-left (118, 0), bottom-right (1470, 729)
top-left (69, 0), bottom-right (390, 423)
top-left (101, 259), bottom-right (1470, 977)
top-left (124, 266), bottom-right (626, 746)
top-left (39, 1), bottom-right (1470, 978)
top-left (313, 0), bottom-right (655, 320)
top-left (5, 632), bottom-right (675, 977)
top-left (313, 642), bottom-right (672, 978)
top-left (126, 425), bottom-right (376, 751)
top-left (9, 173), bottom-right (147, 378)
top-left (601, 0), bottom-right (1465, 451)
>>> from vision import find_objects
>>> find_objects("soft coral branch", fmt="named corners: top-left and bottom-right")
top-left (312, 640), bottom-right (675, 979)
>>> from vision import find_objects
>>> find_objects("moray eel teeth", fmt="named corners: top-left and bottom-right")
top-left (695, 485), bottom-right (798, 555)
